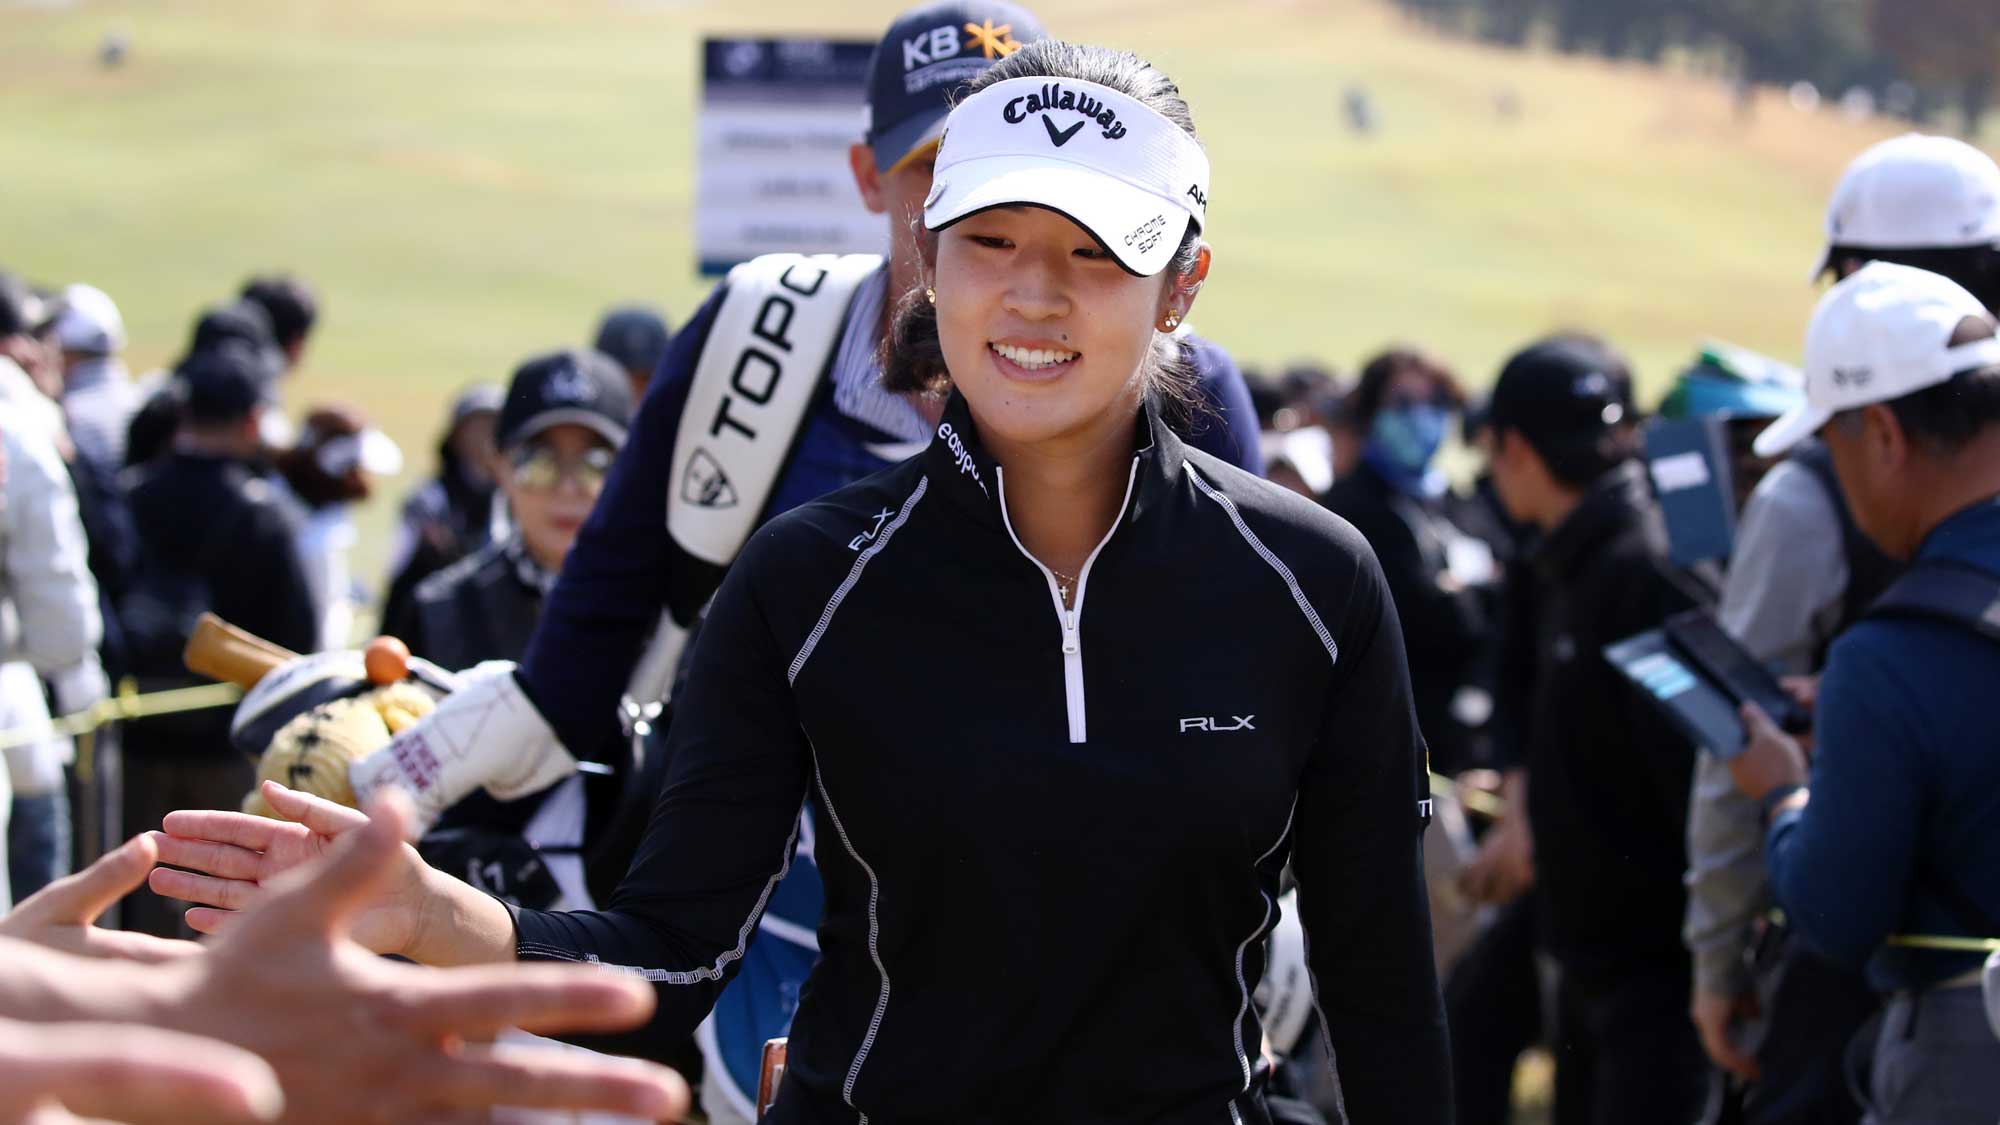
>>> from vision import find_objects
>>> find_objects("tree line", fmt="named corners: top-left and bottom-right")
top-left (1392, 0), bottom-right (1998, 135)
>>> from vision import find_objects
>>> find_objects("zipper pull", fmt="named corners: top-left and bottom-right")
top-left (1061, 612), bottom-right (1079, 654)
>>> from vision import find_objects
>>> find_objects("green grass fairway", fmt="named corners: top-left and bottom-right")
top-left (0, 0), bottom-right (1925, 587)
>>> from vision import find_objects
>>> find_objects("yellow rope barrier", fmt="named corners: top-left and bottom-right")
top-left (0, 678), bottom-right (242, 753)
top-left (1886, 935), bottom-right (2000, 953)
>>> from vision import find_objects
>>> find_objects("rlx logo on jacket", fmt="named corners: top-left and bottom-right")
top-left (1180, 715), bottom-right (1255, 733)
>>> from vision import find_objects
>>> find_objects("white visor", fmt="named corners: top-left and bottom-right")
top-left (923, 75), bottom-right (1210, 277)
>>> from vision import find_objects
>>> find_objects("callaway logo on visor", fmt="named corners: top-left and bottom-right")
top-left (1002, 82), bottom-right (1129, 141)
top-left (924, 75), bottom-right (1211, 277)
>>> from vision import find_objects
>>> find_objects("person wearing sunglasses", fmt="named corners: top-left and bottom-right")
top-left (382, 348), bottom-right (632, 911)
top-left (389, 349), bottom-right (630, 675)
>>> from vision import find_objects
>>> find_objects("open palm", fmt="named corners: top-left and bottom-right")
top-left (150, 781), bottom-right (428, 956)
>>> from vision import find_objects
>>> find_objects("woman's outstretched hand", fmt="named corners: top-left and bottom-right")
top-left (149, 780), bottom-right (432, 956)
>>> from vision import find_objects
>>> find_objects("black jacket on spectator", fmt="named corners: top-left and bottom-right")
top-left (127, 452), bottom-right (318, 682)
top-left (121, 451), bottom-right (316, 934)
top-left (66, 452), bottom-right (139, 676)
top-left (1324, 461), bottom-right (1487, 774)
top-left (1513, 461), bottom-right (1700, 985)
top-left (391, 537), bottom-right (544, 675)
top-left (379, 458), bottom-right (495, 638)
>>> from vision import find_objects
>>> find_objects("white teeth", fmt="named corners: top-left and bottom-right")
top-left (991, 342), bottom-right (1080, 370)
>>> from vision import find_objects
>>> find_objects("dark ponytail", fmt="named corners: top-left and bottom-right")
top-left (881, 39), bottom-right (1206, 415)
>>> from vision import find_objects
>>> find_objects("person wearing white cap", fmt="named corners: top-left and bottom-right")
top-left (1727, 262), bottom-right (2000, 1123)
top-left (1810, 133), bottom-right (2000, 310)
top-left (53, 282), bottom-right (140, 478)
top-left (151, 39), bottom-right (1448, 1125)
top-left (1675, 134), bottom-right (2000, 1120)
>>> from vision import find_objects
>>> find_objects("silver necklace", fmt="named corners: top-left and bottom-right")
top-left (1051, 566), bottom-right (1078, 608)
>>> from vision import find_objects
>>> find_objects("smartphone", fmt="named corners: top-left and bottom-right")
top-left (1663, 610), bottom-right (1810, 734)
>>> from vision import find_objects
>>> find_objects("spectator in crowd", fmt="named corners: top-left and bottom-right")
top-left (592, 305), bottom-right (671, 401)
top-left (238, 274), bottom-right (319, 374)
top-left (385, 350), bottom-right (631, 914)
top-left (125, 300), bottom-right (284, 469)
top-left (21, 288), bottom-right (71, 405)
top-left (390, 354), bottom-right (627, 672)
top-left (1443, 392), bottom-right (1541, 1125)
top-left (1811, 134), bottom-right (2000, 313)
top-left (1323, 346), bottom-right (1488, 775)
top-left (1730, 262), bottom-right (2000, 1123)
top-left (0, 274), bottom-right (73, 455)
top-left (120, 340), bottom-right (317, 935)
top-left (0, 396), bottom-right (108, 905)
top-left (1684, 133), bottom-right (2000, 1123)
top-left (274, 404), bottom-right (402, 650)
top-left (0, 277), bottom-right (106, 904)
top-left (238, 273), bottom-right (317, 450)
top-left (1479, 335), bottom-right (1706, 1124)
top-left (1251, 363), bottom-right (1344, 499)
top-left (53, 283), bottom-right (139, 476)
top-left (49, 282), bottom-right (144, 676)
top-left (380, 382), bottom-right (503, 635)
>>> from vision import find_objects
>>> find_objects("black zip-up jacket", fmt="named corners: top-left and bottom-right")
top-left (1322, 461), bottom-right (1488, 774)
top-left (1516, 463), bottom-right (1700, 986)
top-left (514, 393), bottom-right (1449, 1125)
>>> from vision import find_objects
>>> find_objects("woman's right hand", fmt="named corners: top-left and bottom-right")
top-left (149, 780), bottom-right (436, 957)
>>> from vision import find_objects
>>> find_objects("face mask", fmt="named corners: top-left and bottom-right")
top-left (1371, 404), bottom-right (1449, 473)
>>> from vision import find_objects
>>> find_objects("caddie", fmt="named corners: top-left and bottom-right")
top-left (338, 4), bottom-right (1261, 1120)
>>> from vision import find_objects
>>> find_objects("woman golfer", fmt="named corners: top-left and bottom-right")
top-left (154, 40), bottom-right (1450, 1124)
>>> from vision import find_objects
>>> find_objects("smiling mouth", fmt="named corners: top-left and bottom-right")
top-left (989, 341), bottom-right (1081, 371)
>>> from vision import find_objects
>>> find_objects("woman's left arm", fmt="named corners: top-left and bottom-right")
top-left (1289, 553), bottom-right (1453, 1124)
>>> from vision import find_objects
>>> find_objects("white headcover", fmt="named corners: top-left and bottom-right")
top-left (923, 75), bottom-right (1209, 276)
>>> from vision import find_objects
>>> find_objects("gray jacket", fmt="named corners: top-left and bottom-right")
top-left (1682, 460), bottom-right (1846, 995)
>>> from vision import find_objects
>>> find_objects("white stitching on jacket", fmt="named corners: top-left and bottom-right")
top-left (1186, 467), bottom-right (1340, 666)
top-left (512, 814), bottom-right (802, 984)
top-left (1231, 801), bottom-right (1299, 1090)
top-left (810, 743), bottom-right (892, 1115)
top-left (789, 476), bottom-right (929, 685)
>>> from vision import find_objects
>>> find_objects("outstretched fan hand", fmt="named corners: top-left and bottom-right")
top-left (150, 791), bottom-right (688, 1123)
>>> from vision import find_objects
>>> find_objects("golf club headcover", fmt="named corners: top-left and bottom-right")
top-left (247, 685), bottom-right (439, 811)
top-left (347, 661), bottom-right (575, 836)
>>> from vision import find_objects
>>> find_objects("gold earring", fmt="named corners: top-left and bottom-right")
top-left (925, 287), bottom-right (936, 305)
top-left (1163, 312), bottom-right (1181, 330)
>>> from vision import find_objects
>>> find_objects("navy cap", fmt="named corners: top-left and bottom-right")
top-left (1488, 336), bottom-right (1635, 466)
top-left (175, 340), bottom-right (270, 424)
top-left (864, 1), bottom-right (1044, 174)
top-left (592, 305), bottom-right (672, 378)
top-left (497, 349), bottom-right (633, 451)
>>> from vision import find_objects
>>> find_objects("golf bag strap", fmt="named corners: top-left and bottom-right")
top-left (667, 252), bottom-right (882, 566)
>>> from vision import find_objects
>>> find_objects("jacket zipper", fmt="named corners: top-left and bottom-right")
top-left (995, 458), bottom-right (1141, 744)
